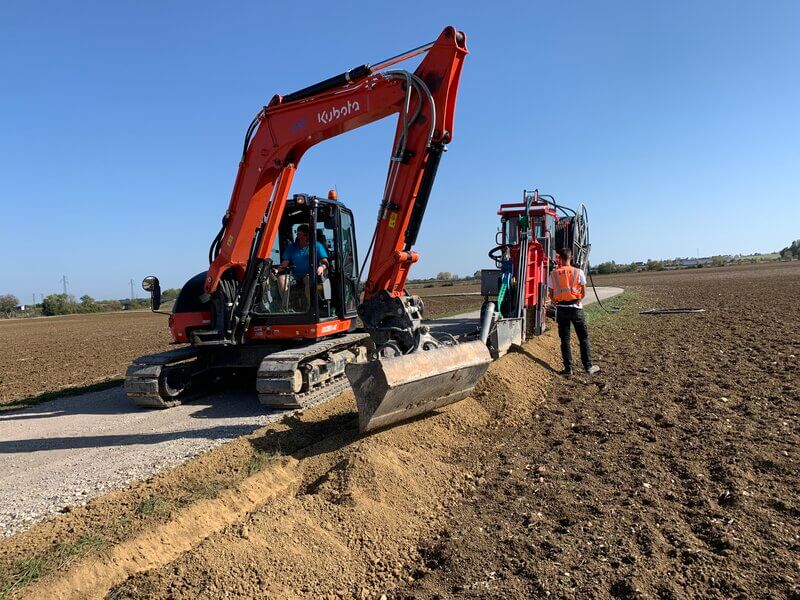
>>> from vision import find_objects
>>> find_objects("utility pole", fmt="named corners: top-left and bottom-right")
top-left (32, 293), bottom-right (36, 306)
top-left (61, 275), bottom-right (69, 296)
top-left (130, 279), bottom-right (136, 301)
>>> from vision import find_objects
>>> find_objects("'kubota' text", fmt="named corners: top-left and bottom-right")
top-left (317, 100), bottom-right (361, 125)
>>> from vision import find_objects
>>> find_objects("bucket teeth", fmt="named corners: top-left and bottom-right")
top-left (346, 340), bottom-right (492, 433)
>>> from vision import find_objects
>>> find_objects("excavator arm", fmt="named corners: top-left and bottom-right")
top-left (204, 27), bottom-right (466, 343)
top-left (202, 27), bottom-right (491, 431)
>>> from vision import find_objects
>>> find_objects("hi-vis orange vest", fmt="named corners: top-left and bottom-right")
top-left (550, 266), bottom-right (583, 303)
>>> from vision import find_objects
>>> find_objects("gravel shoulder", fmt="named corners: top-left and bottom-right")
top-left (0, 387), bottom-right (296, 538)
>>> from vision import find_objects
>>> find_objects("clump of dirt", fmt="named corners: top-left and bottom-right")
top-left (2, 333), bottom-right (559, 599)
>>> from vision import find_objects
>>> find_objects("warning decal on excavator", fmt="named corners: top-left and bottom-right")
top-left (226, 234), bottom-right (234, 247)
top-left (388, 213), bottom-right (398, 228)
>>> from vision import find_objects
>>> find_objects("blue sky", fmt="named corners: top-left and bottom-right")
top-left (1, 1), bottom-right (798, 301)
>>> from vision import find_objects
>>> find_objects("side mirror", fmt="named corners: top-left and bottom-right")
top-left (142, 276), bottom-right (162, 311)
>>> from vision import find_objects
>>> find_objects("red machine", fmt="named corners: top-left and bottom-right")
top-left (127, 27), bottom-right (492, 432)
top-left (479, 190), bottom-right (589, 357)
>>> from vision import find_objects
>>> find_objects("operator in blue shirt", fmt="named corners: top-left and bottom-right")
top-left (276, 224), bottom-right (329, 310)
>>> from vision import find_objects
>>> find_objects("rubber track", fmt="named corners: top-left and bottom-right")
top-left (258, 375), bottom-right (353, 410)
top-left (124, 347), bottom-right (202, 408)
top-left (126, 334), bottom-right (370, 410)
top-left (257, 333), bottom-right (371, 408)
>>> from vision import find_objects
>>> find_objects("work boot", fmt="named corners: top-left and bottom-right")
top-left (585, 365), bottom-right (600, 375)
top-left (560, 368), bottom-right (574, 377)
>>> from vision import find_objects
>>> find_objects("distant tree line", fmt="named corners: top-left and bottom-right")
top-left (593, 239), bottom-right (798, 275)
top-left (592, 260), bottom-right (667, 274)
top-left (407, 272), bottom-right (481, 284)
top-left (779, 240), bottom-right (799, 261)
top-left (0, 287), bottom-right (182, 318)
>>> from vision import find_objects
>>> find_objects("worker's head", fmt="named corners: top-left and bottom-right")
top-left (296, 224), bottom-right (310, 247)
top-left (558, 247), bottom-right (573, 266)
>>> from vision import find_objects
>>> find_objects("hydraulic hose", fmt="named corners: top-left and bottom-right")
top-left (536, 193), bottom-right (618, 314)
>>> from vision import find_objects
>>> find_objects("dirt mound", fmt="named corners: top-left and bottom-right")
top-left (4, 333), bottom-right (558, 599)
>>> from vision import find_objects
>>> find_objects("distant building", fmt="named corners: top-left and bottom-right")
top-left (14, 304), bottom-right (27, 312)
top-left (679, 258), bottom-right (713, 267)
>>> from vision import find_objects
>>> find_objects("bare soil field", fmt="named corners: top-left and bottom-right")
top-left (0, 312), bottom-right (172, 405)
top-left (400, 261), bottom-right (799, 598)
top-left (409, 280), bottom-right (483, 320)
top-left (408, 281), bottom-right (481, 296)
top-left (0, 262), bottom-right (797, 598)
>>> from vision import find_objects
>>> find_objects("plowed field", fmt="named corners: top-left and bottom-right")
top-left (0, 312), bottom-right (172, 404)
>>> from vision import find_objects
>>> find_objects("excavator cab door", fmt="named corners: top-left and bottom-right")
top-left (336, 208), bottom-right (360, 319)
top-left (312, 200), bottom-right (359, 323)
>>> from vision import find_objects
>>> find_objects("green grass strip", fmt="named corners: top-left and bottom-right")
top-left (0, 534), bottom-right (104, 599)
top-left (583, 289), bottom-right (638, 324)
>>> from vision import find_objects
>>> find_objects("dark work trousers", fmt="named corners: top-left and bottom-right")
top-left (556, 306), bottom-right (592, 371)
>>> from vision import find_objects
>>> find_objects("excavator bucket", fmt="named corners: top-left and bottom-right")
top-left (346, 340), bottom-right (492, 433)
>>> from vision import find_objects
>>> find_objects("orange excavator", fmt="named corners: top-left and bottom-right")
top-left (126, 27), bottom-right (493, 432)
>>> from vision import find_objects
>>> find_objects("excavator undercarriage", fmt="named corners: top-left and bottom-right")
top-left (126, 333), bottom-right (371, 410)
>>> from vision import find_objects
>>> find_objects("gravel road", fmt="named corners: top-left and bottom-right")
top-left (0, 387), bottom-right (294, 538)
top-left (0, 287), bottom-right (623, 538)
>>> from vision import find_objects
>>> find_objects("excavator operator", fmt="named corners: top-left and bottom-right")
top-left (276, 224), bottom-right (329, 311)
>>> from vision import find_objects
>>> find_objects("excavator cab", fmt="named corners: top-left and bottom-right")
top-left (250, 193), bottom-right (360, 334)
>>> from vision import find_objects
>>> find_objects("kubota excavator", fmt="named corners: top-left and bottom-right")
top-left (125, 26), bottom-right (493, 432)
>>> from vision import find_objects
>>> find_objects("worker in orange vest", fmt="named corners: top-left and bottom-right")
top-left (548, 248), bottom-right (600, 376)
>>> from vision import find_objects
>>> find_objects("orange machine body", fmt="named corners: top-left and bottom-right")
top-left (169, 312), bottom-right (353, 342)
